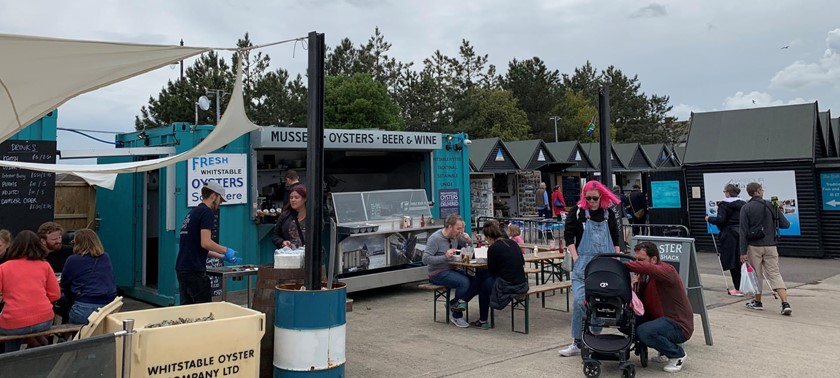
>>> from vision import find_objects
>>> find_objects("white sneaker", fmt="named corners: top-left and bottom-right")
top-left (450, 313), bottom-right (469, 328)
top-left (651, 353), bottom-right (669, 363)
top-left (663, 353), bottom-right (687, 373)
top-left (558, 343), bottom-right (581, 357)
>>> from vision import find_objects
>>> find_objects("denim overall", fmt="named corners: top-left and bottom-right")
top-left (570, 208), bottom-right (614, 341)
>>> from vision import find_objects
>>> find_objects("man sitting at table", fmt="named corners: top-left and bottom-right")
top-left (625, 241), bottom-right (694, 373)
top-left (422, 214), bottom-right (472, 328)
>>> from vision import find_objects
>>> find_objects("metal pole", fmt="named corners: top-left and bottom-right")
top-left (549, 116), bottom-right (560, 143)
top-left (215, 90), bottom-right (221, 125)
top-left (121, 319), bottom-right (135, 378)
top-left (304, 31), bottom-right (326, 290)
top-left (179, 39), bottom-right (184, 79)
top-left (598, 86), bottom-right (612, 188)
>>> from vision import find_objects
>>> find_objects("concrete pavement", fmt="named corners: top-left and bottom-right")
top-left (343, 252), bottom-right (840, 377)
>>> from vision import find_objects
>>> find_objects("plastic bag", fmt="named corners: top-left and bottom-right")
top-left (740, 263), bottom-right (759, 295)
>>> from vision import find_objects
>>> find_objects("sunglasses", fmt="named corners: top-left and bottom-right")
top-left (586, 196), bottom-right (600, 201)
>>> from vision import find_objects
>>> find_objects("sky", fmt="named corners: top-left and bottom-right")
top-left (3, 0), bottom-right (840, 162)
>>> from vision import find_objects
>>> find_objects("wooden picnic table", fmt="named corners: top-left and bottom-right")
top-left (519, 243), bottom-right (562, 253)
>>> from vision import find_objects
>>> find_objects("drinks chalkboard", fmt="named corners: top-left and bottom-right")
top-left (0, 140), bottom-right (56, 235)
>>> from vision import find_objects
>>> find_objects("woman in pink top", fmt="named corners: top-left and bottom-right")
top-left (0, 230), bottom-right (60, 353)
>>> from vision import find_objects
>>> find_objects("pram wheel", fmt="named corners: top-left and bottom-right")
top-left (583, 361), bottom-right (601, 377)
top-left (621, 365), bottom-right (636, 378)
top-left (639, 346), bottom-right (648, 367)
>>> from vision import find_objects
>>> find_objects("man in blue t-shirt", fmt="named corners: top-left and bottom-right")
top-left (176, 182), bottom-right (241, 305)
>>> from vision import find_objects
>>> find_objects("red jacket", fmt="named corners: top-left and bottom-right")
top-left (624, 261), bottom-right (694, 340)
top-left (0, 258), bottom-right (60, 329)
top-left (551, 191), bottom-right (566, 216)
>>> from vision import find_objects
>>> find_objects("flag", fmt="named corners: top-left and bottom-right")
top-left (586, 115), bottom-right (596, 137)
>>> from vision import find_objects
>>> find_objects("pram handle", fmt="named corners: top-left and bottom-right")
top-left (593, 253), bottom-right (636, 261)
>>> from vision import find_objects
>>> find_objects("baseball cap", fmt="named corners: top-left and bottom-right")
top-left (204, 181), bottom-right (227, 202)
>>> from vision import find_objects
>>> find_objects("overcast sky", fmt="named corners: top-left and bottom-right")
top-left (3, 0), bottom-right (840, 161)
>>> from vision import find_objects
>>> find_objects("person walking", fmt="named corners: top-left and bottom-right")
top-left (739, 182), bottom-right (792, 315)
top-left (705, 184), bottom-right (746, 296)
top-left (559, 181), bottom-right (622, 356)
top-left (551, 185), bottom-right (567, 221)
top-left (535, 182), bottom-right (550, 218)
top-left (176, 182), bottom-right (241, 305)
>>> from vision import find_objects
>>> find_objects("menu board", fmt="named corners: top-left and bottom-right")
top-left (0, 140), bottom-right (56, 235)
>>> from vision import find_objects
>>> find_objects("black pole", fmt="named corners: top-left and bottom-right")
top-left (179, 39), bottom-right (184, 79)
top-left (598, 86), bottom-right (612, 188)
top-left (304, 32), bottom-right (326, 290)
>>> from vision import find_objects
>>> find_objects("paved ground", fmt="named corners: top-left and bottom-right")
top-left (121, 251), bottom-right (840, 377)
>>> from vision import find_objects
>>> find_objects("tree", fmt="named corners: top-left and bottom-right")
top-left (135, 51), bottom-right (233, 130)
top-left (561, 61), bottom-right (600, 104)
top-left (324, 73), bottom-right (405, 130)
top-left (549, 91), bottom-right (600, 142)
top-left (452, 88), bottom-right (530, 140)
top-left (136, 34), bottom-right (307, 130)
top-left (500, 57), bottom-right (563, 138)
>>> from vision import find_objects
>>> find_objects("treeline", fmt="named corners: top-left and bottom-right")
top-left (136, 29), bottom-right (683, 144)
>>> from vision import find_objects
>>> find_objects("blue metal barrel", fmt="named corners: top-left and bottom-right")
top-left (274, 282), bottom-right (346, 377)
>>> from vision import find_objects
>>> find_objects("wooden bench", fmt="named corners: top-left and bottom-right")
top-left (0, 323), bottom-right (83, 350)
top-left (418, 283), bottom-right (469, 324)
top-left (493, 281), bottom-right (572, 334)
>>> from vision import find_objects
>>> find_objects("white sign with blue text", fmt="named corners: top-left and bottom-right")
top-left (187, 153), bottom-right (247, 207)
top-left (703, 170), bottom-right (800, 236)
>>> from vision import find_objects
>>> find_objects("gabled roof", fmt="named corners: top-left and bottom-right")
top-left (684, 103), bottom-right (820, 164)
top-left (613, 143), bottom-right (654, 171)
top-left (819, 111), bottom-right (836, 158)
top-left (581, 143), bottom-right (628, 170)
top-left (673, 145), bottom-right (686, 165)
top-left (642, 143), bottom-right (678, 168)
top-left (504, 139), bottom-right (555, 170)
top-left (545, 141), bottom-right (596, 172)
top-left (468, 137), bottom-right (519, 172)
top-left (832, 118), bottom-right (840, 158)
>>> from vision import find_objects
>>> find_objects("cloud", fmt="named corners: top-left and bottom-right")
top-left (669, 103), bottom-right (704, 120)
top-left (630, 3), bottom-right (667, 19)
top-left (770, 29), bottom-right (840, 90)
top-left (722, 91), bottom-right (813, 110)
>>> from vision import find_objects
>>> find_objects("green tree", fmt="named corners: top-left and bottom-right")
top-left (549, 91), bottom-right (600, 142)
top-left (135, 50), bottom-right (233, 130)
top-left (324, 73), bottom-right (405, 130)
top-left (500, 57), bottom-right (563, 138)
top-left (452, 88), bottom-right (530, 140)
top-left (136, 34), bottom-right (307, 130)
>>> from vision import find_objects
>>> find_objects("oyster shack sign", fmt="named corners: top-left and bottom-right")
top-left (256, 128), bottom-right (442, 151)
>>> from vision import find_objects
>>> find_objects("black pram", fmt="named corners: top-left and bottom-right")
top-left (580, 253), bottom-right (647, 378)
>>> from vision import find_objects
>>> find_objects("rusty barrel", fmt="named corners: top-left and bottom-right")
top-left (274, 282), bottom-right (346, 377)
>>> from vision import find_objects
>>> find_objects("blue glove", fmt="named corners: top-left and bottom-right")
top-left (223, 248), bottom-right (242, 264)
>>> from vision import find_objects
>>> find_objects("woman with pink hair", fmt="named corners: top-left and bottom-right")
top-left (558, 180), bottom-right (622, 357)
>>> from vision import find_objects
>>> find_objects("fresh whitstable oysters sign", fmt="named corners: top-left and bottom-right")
top-left (187, 153), bottom-right (247, 207)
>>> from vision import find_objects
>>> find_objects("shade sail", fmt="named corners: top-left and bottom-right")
top-left (0, 33), bottom-right (211, 142)
top-left (0, 50), bottom-right (261, 189)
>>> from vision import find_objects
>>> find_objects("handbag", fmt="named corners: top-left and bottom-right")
top-left (630, 291), bottom-right (645, 316)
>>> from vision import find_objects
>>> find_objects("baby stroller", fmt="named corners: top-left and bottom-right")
top-left (580, 254), bottom-right (647, 378)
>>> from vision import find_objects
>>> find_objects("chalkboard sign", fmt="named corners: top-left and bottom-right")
top-left (0, 140), bottom-right (56, 235)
